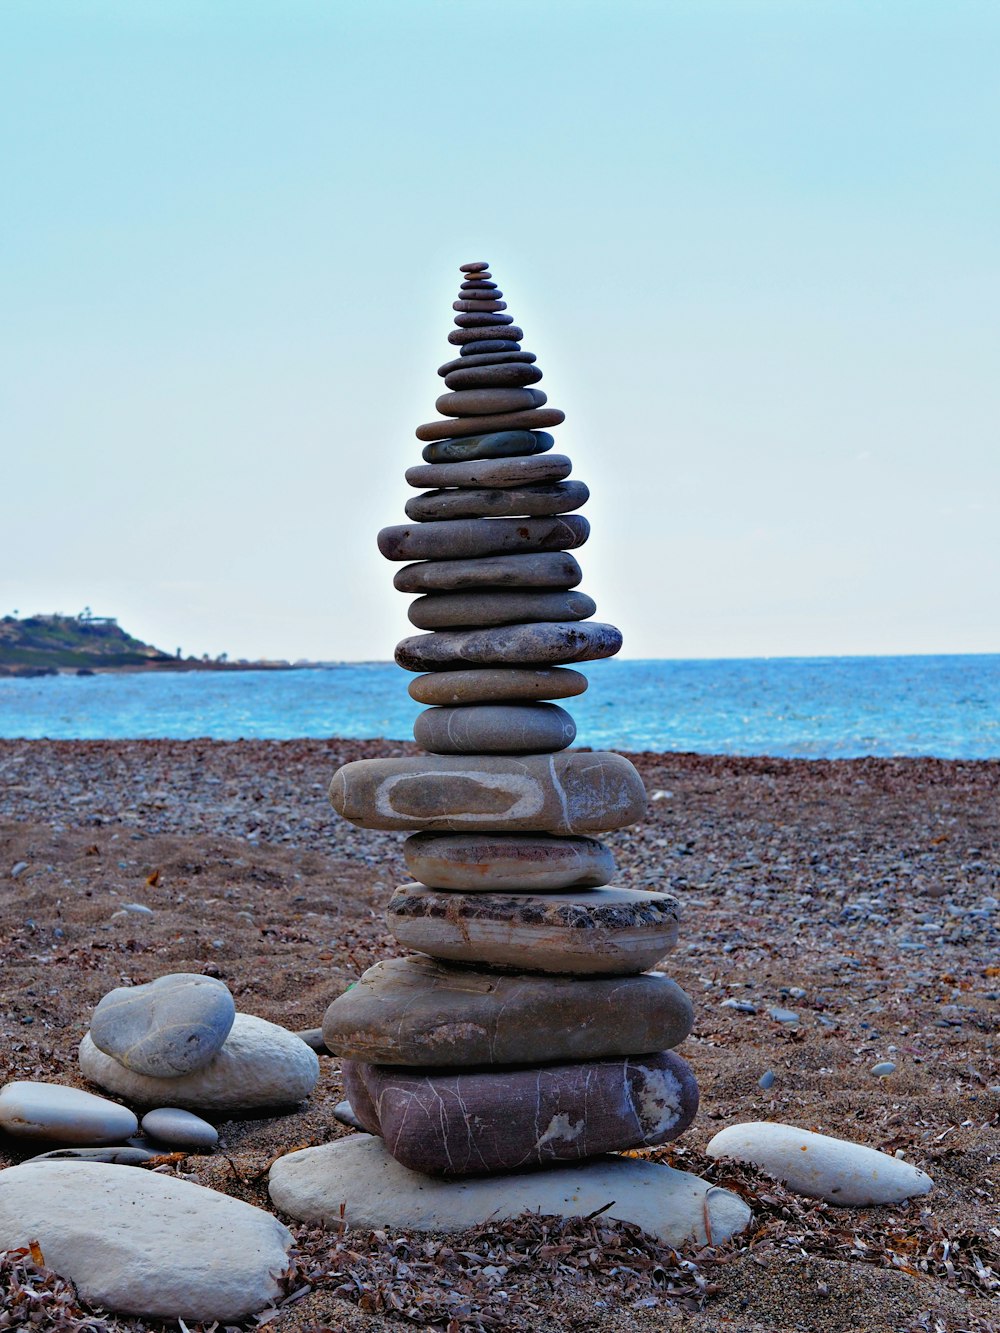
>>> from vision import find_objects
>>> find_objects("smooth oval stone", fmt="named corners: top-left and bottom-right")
top-left (386, 885), bottom-right (678, 974)
top-left (324, 957), bottom-right (692, 1064)
top-left (437, 350), bottom-right (536, 375)
top-left (406, 454), bottom-right (571, 490)
top-left (414, 703), bottom-right (576, 754)
top-left (26, 1146), bottom-right (160, 1165)
top-left (420, 428), bottom-right (552, 465)
top-left (378, 514), bottom-right (588, 563)
top-left (459, 279), bottom-right (498, 289)
top-left (342, 1049), bottom-right (698, 1176)
top-left (329, 751), bottom-right (647, 834)
top-left (394, 551), bottom-right (582, 594)
top-left (459, 260), bottom-right (490, 271)
top-left (408, 589), bottom-right (596, 630)
top-left (395, 619), bottom-right (620, 672)
top-left (444, 362), bottom-right (542, 390)
top-left (0, 1161), bottom-right (293, 1320)
top-left (90, 973), bottom-right (236, 1077)
top-left (449, 323), bottom-right (524, 345)
top-left (80, 1013), bottom-right (320, 1111)
top-left (269, 1134), bottom-right (751, 1248)
top-left (453, 311), bottom-right (514, 328)
top-left (408, 667), bottom-right (588, 705)
top-left (416, 406), bottom-right (564, 442)
top-left (404, 831), bottom-right (615, 891)
top-left (141, 1107), bottom-right (219, 1150)
top-left (452, 299), bottom-right (507, 312)
top-left (435, 387), bottom-right (546, 417)
top-left (405, 481), bottom-right (588, 523)
top-left (460, 339), bottom-right (522, 355)
top-left (0, 1081), bottom-right (138, 1145)
top-left (706, 1123), bottom-right (934, 1206)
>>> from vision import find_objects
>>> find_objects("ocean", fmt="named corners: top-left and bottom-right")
top-left (0, 655), bottom-right (997, 758)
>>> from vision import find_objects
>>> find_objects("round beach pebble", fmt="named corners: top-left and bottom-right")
top-left (459, 338), bottom-right (522, 355)
top-left (448, 323), bottom-right (524, 346)
top-left (420, 428), bottom-right (552, 464)
top-left (386, 885), bottom-right (679, 974)
top-left (459, 260), bottom-right (490, 271)
top-left (444, 362), bottom-right (541, 389)
top-left (408, 666), bottom-right (588, 706)
top-left (416, 405), bottom-right (564, 443)
top-left (437, 350), bottom-right (537, 376)
top-left (80, 1012), bottom-right (319, 1112)
top-left (414, 702), bottom-right (577, 754)
top-left (395, 619), bottom-right (620, 672)
top-left (403, 830), bottom-right (615, 891)
top-left (405, 453), bottom-right (571, 491)
top-left (706, 1122), bottom-right (934, 1206)
top-left (394, 551), bottom-right (582, 595)
top-left (90, 972), bottom-right (235, 1077)
top-left (141, 1107), bottom-right (219, 1150)
top-left (405, 481), bottom-right (588, 524)
top-left (0, 1161), bottom-right (292, 1320)
top-left (0, 1081), bottom-right (138, 1145)
top-left (378, 513), bottom-right (589, 564)
top-left (453, 311), bottom-right (514, 328)
top-left (407, 588), bottom-right (596, 630)
top-left (435, 387), bottom-right (546, 417)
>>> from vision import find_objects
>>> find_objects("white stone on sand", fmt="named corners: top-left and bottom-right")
top-left (706, 1121), bottom-right (933, 1206)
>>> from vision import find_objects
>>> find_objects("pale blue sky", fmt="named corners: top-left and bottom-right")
top-left (3, 0), bottom-right (998, 661)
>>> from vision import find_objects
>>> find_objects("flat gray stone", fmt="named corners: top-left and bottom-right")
top-left (414, 702), bottom-right (576, 754)
top-left (394, 551), bottom-right (582, 594)
top-left (444, 362), bottom-right (542, 390)
top-left (452, 299), bottom-right (508, 313)
top-left (405, 481), bottom-right (589, 523)
top-left (80, 1012), bottom-right (320, 1111)
top-left (386, 885), bottom-right (679, 975)
top-left (379, 513), bottom-right (587, 563)
top-left (408, 666), bottom-right (588, 705)
top-left (403, 831), bottom-right (615, 890)
top-left (0, 1081), bottom-right (138, 1145)
top-left (322, 956), bottom-right (692, 1065)
top-left (25, 1146), bottom-right (159, 1165)
top-left (90, 973), bottom-right (235, 1077)
top-left (269, 1134), bottom-right (752, 1248)
top-left (459, 339), bottom-right (522, 355)
top-left (421, 428), bottom-right (552, 464)
top-left (436, 387), bottom-right (546, 417)
top-left (448, 323), bottom-right (524, 346)
top-left (141, 1107), bottom-right (219, 1149)
top-left (0, 1161), bottom-right (292, 1320)
top-left (407, 588), bottom-right (596, 629)
top-left (296, 1026), bottom-right (331, 1053)
top-left (395, 619), bottom-right (620, 672)
top-left (329, 751), bottom-right (647, 834)
top-left (417, 405), bottom-right (564, 442)
top-left (343, 1050), bottom-right (698, 1176)
top-left (459, 261), bottom-right (490, 271)
top-left (437, 350), bottom-right (537, 376)
top-left (406, 453), bottom-right (570, 490)
top-left (453, 310), bottom-right (514, 327)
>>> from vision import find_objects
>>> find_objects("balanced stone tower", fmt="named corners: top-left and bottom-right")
top-left (269, 263), bottom-right (751, 1245)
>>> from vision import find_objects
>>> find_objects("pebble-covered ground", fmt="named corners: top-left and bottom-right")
top-left (0, 739), bottom-right (998, 1333)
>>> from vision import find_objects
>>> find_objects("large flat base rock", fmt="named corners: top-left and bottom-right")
top-left (269, 1133), bottom-right (752, 1249)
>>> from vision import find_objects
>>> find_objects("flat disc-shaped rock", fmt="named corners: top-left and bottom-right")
top-left (413, 702), bottom-right (576, 754)
top-left (444, 362), bottom-right (542, 389)
top-left (417, 406), bottom-right (564, 442)
top-left (386, 885), bottom-right (679, 974)
top-left (395, 619), bottom-right (620, 672)
top-left (459, 261), bottom-right (490, 271)
top-left (405, 453), bottom-right (571, 490)
top-left (323, 956), bottom-right (693, 1065)
top-left (452, 299), bottom-right (507, 312)
top-left (0, 1161), bottom-right (292, 1320)
top-left (403, 831), bottom-right (615, 891)
top-left (437, 350), bottom-right (537, 375)
top-left (435, 387), bottom-right (546, 417)
top-left (408, 666), bottom-right (588, 705)
top-left (448, 323), bottom-right (524, 346)
top-left (80, 1012), bottom-right (319, 1111)
top-left (459, 338), bottom-right (522, 355)
top-left (269, 1134), bottom-right (751, 1248)
top-left (420, 428), bottom-right (552, 465)
top-left (343, 1049), bottom-right (698, 1176)
top-left (394, 551), bottom-right (582, 594)
top-left (329, 751), bottom-right (647, 834)
top-left (407, 588), bottom-right (596, 630)
top-left (453, 310), bottom-right (514, 327)
top-left (141, 1107), bottom-right (219, 1150)
top-left (90, 972), bottom-right (236, 1077)
top-left (0, 1080), bottom-right (138, 1145)
top-left (405, 480), bottom-right (589, 523)
top-left (378, 514), bottom-right (588, 563)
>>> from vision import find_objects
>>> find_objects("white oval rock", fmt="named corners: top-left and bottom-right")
top-left (0, 1081), bottom-right (138, 1145)
top-left (0, 1160), bottom-right (292, 1320)
top-left (80, 1012), bottom-right (319, 1112)
top-left (90, 972), bottom-right (236, 1077)
top-left (706, 1121), bottom-right (933, 1206)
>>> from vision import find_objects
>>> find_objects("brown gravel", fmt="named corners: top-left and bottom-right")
top-left (0, 739), bottom-right (998, 1333)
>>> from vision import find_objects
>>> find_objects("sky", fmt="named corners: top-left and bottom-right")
top-left (3, 0), bottom-right (998, 662)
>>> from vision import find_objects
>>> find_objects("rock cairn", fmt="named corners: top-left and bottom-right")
top-left (319, 262), bottom-right (708, 1183)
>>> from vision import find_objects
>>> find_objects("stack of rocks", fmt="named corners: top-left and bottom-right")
top-left (270, 263), bottom-right (751, 1246)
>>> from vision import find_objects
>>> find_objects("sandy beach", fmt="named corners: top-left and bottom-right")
top-left (1, 739), bottom-right (997, 1332)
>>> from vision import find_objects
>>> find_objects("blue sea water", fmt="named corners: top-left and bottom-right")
top-left (0, 656), bottom-right (997, 758)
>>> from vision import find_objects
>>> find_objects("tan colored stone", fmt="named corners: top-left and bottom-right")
top-left (403, 831), bottom-right (614, 891)
top-left (408, 667), bottom-right (588, 705)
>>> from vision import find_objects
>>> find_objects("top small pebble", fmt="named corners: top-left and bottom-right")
top-left (90, 973), bottom-right (236, 1078)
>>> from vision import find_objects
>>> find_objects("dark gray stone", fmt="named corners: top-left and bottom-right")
top-left (435, 387), bottom-right (546, 418)
top-left (25, 1146), bottom-right (160, 1166)
top-left (403, 831), bottom-right (614, 891)
top-left (296, 1027), bottom-right (331, 1053)
top-left (413, 702), bottom-right (576, 754)
top-left (141, 1108), bottom-right (219, 1150)
top-left (459, 261), bottom-right (490, 271)
top-left (416, 405), bottom-right (564, 442)
top-left (90, 974), bottom-right (236, 1077)
top-left (342, 1049), bottom-right (699, 1176)
top-left (393, 551), bottom-right (583, 594)
top-left (395, 619), bottom-right (620, 672)
top-left (407, 588), bottom-right (596, 629)
top-left (404, 481), bottom-right (588, 523)
top-left (452, 299), bottom-right (507, 312)
top-left (405, 454), bottom-right (571, 491)
top-left (453, 311), bottom-right (514, 328)
top-left (438, 350), bottom-right (536, 376)
top-left (420, 428), bottom-right (553, 464)
top-left (443, 362), bottom-right (542, 390)
top-left (378, 514), bottom-right (588, 563)
top-left (459, 339), bottom-right (522, 355)
top-left (407, 666), bottom-right (588, 705)
top-left (449, 324), bottom-right (524, 346)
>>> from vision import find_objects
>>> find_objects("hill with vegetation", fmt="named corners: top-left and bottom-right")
top-left (0, 613), bottom-right (175, 675)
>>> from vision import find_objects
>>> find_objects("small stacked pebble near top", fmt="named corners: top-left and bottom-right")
top-left (320, 262), bottom-right (705, 1182)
